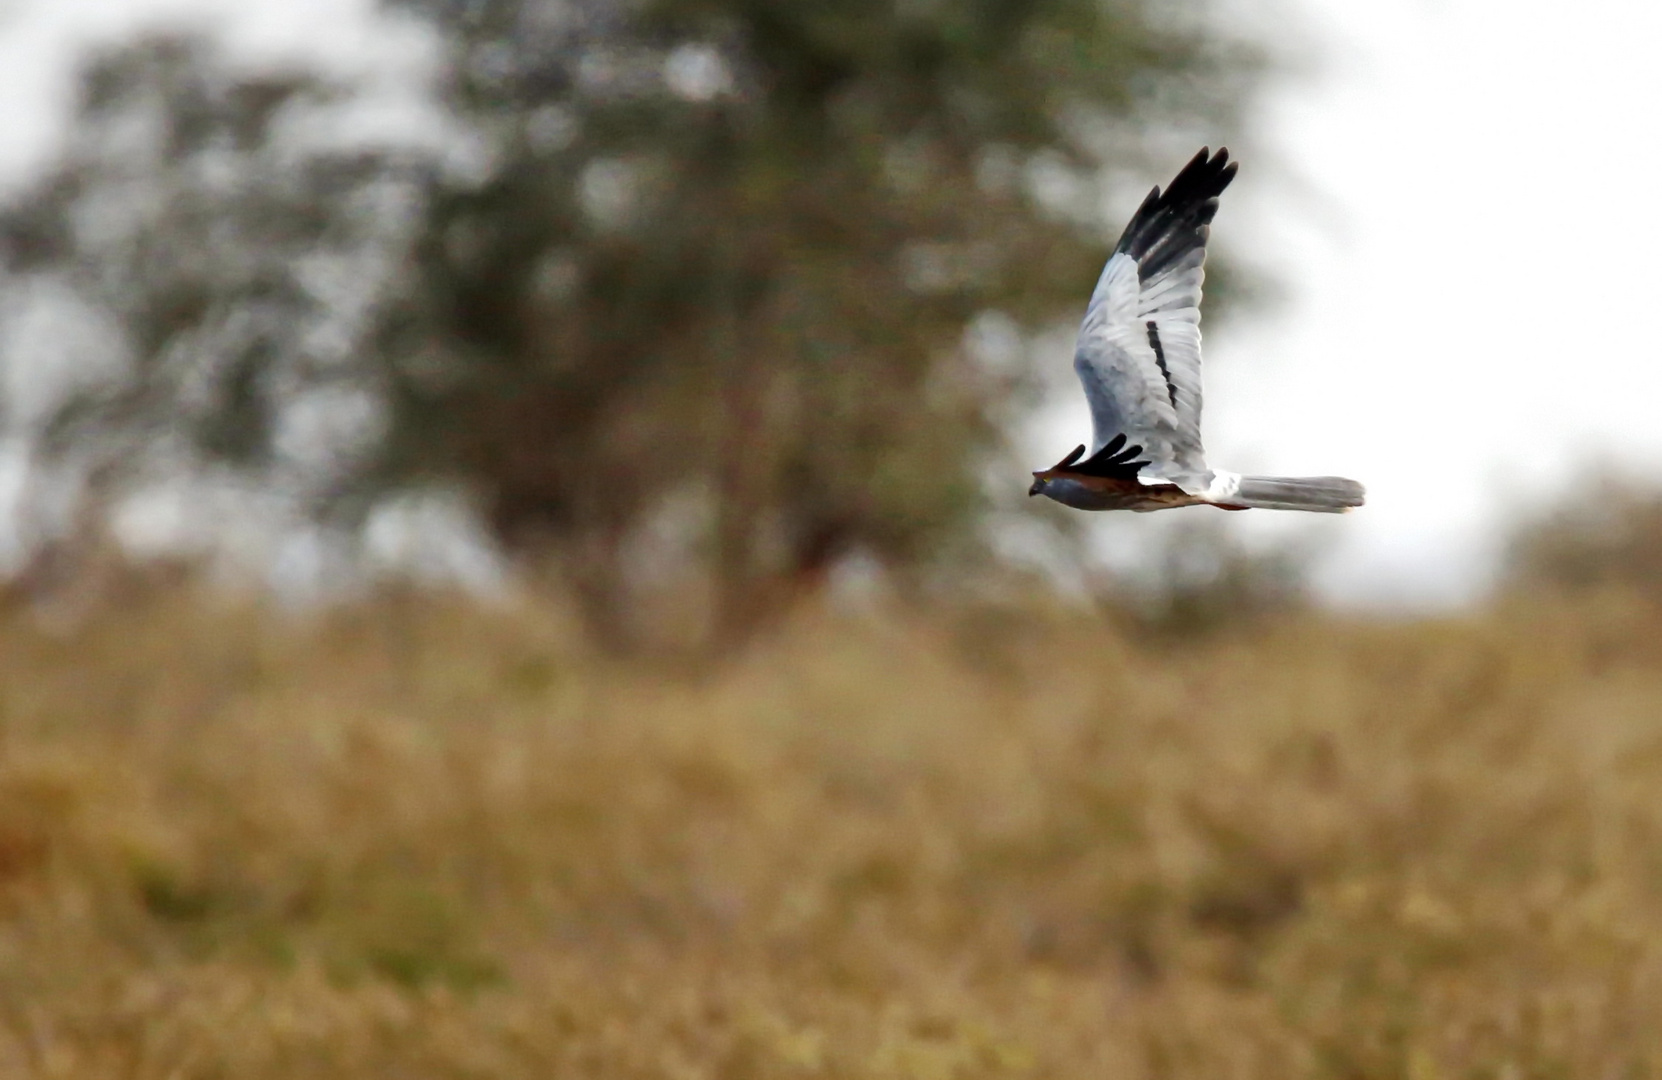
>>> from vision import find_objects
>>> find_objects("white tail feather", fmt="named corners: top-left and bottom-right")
top-left (1214, 475), bottom-right (1365, 513)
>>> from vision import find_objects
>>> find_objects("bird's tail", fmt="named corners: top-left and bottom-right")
top-left (1219, 475), bottom-right (1366, 513)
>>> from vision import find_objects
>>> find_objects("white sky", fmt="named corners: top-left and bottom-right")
top-left (1205, 0), bottom-right (1662, 606)
top-left (1, 0), bottom-right (1659, 607)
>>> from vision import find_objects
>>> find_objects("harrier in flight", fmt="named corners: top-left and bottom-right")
top-left (1029, 148), bottom-right (1364, 514)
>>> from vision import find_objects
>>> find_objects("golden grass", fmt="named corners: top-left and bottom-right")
top-left (3, 584), bottom-right (1662, 1077)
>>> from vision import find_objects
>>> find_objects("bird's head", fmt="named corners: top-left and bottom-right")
top-left (1028, 474), bottom-right (1050, 497)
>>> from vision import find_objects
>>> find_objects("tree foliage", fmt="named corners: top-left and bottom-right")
top-left (0, 0), bottom-right (1266, 651)
top-left (1504, 474), bottom-right (1662, 603)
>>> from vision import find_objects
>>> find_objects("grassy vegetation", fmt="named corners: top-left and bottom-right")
top-left (3, 581), bottom-right (1662, 1077)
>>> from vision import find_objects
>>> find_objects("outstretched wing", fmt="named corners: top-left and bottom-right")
top-left (1071, 147), bottom-right (1236, 492)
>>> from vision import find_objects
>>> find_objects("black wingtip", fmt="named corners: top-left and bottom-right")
top-left (1112, 147), bottom-right (1239, 281)
top-left (1067, 437), bottom-right (1150, 480)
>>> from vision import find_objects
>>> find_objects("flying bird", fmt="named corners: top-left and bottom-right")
top-left (1029, 148), bottom-right (1364, 514)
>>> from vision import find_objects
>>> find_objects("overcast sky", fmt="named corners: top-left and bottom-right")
top-left (1, 0), bottom-right (1658, 607)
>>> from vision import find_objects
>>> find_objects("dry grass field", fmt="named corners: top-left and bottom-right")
top-left (3, 581), bottom-right (1662, 1078)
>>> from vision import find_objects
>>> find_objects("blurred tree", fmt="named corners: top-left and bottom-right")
top-left (1086, 518), bottom-right (1312, 640)
top-left (0, 0), bottom-right (1266, 652)
top-left (1504, 474), bottom-right (1662, 603)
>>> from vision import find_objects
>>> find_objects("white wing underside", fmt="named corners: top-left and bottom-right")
top-left (1072, 249), bottom-right (1212, 493)
top-left (1046, 149), bottom-right (1356, 513)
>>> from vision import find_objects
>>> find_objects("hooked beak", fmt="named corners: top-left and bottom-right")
top-left (1028, 477), bottom-right (1045, 497)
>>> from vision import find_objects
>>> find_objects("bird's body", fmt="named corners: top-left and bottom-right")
top-left (1036, 475), bottom-right (1205, 513)
top-left (1029, 148), bottom-right (1364, 514)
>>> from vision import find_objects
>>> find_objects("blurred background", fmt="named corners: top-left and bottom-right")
top-left (4, 0), bottom-right (1662, 1075)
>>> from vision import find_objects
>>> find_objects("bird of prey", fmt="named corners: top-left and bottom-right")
top-left (1028, 148), bottom-right (1364, 513)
